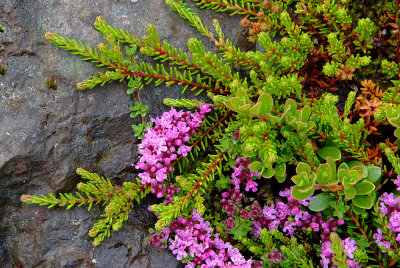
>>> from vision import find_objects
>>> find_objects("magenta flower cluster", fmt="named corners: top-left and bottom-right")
top-left (373, 183), bottom-right (400, 252)
top-left (148, 210), bottom-right (252, 268)
top-left (222, 186), bottom-right (344, 241)
top-left (320, 238), bottom-right (359, 268)
top-left (231, 158), bottom-right (261, 192)
top-left (221, 158), bottom-right (260, 216)
top-left (265, 249), bottom-right (285, 263)
top-left (135, 104), bottom-right (210, 200)
top-left (221, 181), bottom-right (348, 265)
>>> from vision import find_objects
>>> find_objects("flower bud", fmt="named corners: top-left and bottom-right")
top-left (21, 194), bottom-right (34, 203)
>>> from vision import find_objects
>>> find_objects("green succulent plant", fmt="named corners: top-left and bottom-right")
top-left (385, 104), bottom-right (400, 138)
top-left (292, 148), bottom-right (381, 212)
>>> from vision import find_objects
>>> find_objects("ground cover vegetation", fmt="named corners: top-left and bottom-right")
top-left (20, 0), bottom-right (400, 266)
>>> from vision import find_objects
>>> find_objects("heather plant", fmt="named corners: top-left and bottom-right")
top-left (20, 0), bottom-right (400, 267)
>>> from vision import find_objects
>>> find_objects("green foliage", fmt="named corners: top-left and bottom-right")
top-left (385, 104), bottom-right (400, 138)
top-left (381, 143), bottom-right (400, 175)
top-left (291, 151), bottom-right (380, 211)
top-left (21, 168), bottom-right (150, 246)
top-left (151, 152), bottom-right (225, 231)
top-left (129, 102), bottom-right (152, 139)
top-left (20, 0), bottom-right (400, 266)
top-left (330, 200), bottom-right (350, 219)
top-left (291, 162), bottom-right (316, 200)
top-left (353, 18), bottom-right (375, 53)
top-left (230, 217), bottom-right (253, 240)
top-left (330, 232), bottom-right (350, 268)
top-left (308, 193), bottom-right (335, 212)
top-left (129, 102), bottom-right (148, 119)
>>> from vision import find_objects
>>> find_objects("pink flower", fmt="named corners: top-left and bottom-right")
top-left (135, 106), bottom-right (210, 201)
top-left (199, 103), bottom-right (211, 114)
top-left (394, 176), bottom-right (400, 191)
top-left (379, 192), bottom-right (400, 207)
top-left (245, 179), bottom-right (258, 192)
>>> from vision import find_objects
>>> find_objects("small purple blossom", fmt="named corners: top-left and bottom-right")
top-left (374, 191), bottom-right (400, 254)
top-left (380, 192), bottom-right (400, 208)
top-left (320, 238), bottom-right (360, 268)
top-left (265, 249), bottom-right (285, 263)
top-left (135, 106), bottom-right (210, 202)
top-left (394, 175), bottom-right (400, 191)
top-left (373, 228), bottom-right (391, 252)
top-left (389, 210), bottom-right (400, 232)
top-left (161, 210), bottom-right (252, 267)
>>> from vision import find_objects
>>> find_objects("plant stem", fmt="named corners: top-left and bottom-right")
top-left (346, 210), bottom-right (383, 268)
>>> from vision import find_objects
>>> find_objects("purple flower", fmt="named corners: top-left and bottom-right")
top-left (166, 210), bottom-right (251, 267)
top-left (309, 222), bottom-right (319, 232)
top-left (245, 179), bottom-right (258, 192)
top-left (177, 121), bottom-right (190, 133)
top-left (265, 250), bottom-right (285, 263)
top-left (320, 237), bottom-right (360, 267)
top-left (282, 221), bottom-right (297, 237)
top-left (342, 238), bottom-right (358, 259)
top-left (250, 221), bottom-right (262, 239)
top-left (135, 106), bottom-right (210, 200)
top-left (177, 145), bottom-right (191, 157)
top-left (379, 192), bottom-right (400, 207)
top-left (155, 168), bottom-right (167, 182)
top-left (394, 175), bottom-right (400, 191)
top-left (373, 228), bottom-right (391, 252)
top-left (199, 103), bottom-right (211, 114)
top-left (389, 210), bottom-right (400, 232)
top-left (268, 220), bottom-right (280, 230)
top-left (276, 201), bottom-right (289, 220)
top-left (262, 204), bottom-right (277, 220)
top-left (378, 202), bottom-right (389, 216)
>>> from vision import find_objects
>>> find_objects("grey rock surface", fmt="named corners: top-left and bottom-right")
top-left (0, 0), bottom-right (244, 267)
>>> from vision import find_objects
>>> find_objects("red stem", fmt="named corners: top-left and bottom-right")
top-left (346, 210), bottom-right (384, 268)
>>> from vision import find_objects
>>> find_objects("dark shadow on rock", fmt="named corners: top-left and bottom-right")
top-left (0, 0), bottom-right (243, 266)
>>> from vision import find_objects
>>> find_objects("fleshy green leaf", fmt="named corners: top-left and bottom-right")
top-left (308, 193), bottom-right (334, 212)
top-left (316, 162), bottom-right (335, 185)
top-left (296, 162), bottom-right (311, 174)
top-left (317, 147), bottom-right (341, 161)
top-left (250, 161), bottom-right (263, 172)
top-left (291, 186), bottom-right (314, 200)
top-left (250, 93), bottom-right (274, 116)
top-left (351, 203), bottom-right (366, 214)
top-left (344, 187), bottom-right (356, 200)
top-left (395, 128), bottom-right (400, 139)
top-left (365, 166), bottom-right (382, 186)
top-left (275, 162), bottom-right (286, 177)
top-left (355, 180), bottom-right (375, 195)
top-left (352, 194), bottom-right (374, 209)
top-left (262, 168), bottom-right (275, 178)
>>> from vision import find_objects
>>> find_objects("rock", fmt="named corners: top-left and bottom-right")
top-left (0, 0), bottom-right (242, 266)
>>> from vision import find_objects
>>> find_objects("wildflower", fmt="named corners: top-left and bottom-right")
top-left (388, 210), bottom-right (400, 233)
top-left (373, 228), bottom-right (391, 252)
top-left (265, 250), bottom-right (285, 263)
top-left (135, 106), bottom-right (210, 201)
top-left (165, 210), bottom-right (251, 267)
top-left (379, 192), bottom-right (400, 208)
top-left (320, 237), bottom-right (360, 267)
top-left (394, 175), bottom-right (400, 191)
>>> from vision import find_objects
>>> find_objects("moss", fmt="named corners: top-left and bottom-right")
top-left (46, 79), bottom-right (57, 90)
top-left (0, 65), bottom-right (6, 75)
top-left (97, 147), bottom-right (116, 166)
